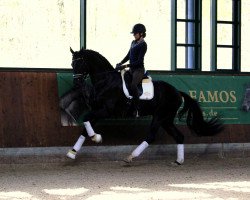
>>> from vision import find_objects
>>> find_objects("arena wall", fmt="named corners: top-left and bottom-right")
top-left (0, 71), bottom-right (249, 148)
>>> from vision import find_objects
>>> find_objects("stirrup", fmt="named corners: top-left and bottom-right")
top-left (136, 110), bottom-right (140, 118)
top-left (133, 109), bottom-right (140, 118)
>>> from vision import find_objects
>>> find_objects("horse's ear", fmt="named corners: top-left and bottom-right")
top-left (80, 47), bottom-right (84, 52)
top-left (70, 47), bottom-right (74, 54)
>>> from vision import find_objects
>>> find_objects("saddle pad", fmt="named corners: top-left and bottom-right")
top-left (121, 69), bottom-right (154, 100)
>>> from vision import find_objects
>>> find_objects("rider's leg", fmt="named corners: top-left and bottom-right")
top-left (130, 69), bottom-right (144, 117)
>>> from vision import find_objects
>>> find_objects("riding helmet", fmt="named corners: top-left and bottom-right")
top-left (131, 23), bottom-right (146, 34)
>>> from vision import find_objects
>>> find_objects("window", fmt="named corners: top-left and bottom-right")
top-left (173, 0), bottom-right (241, 72)
top-left (210, 0), bottom-right (241, 71)
top-left (0, 0), bottom-right (246, 72)
top-left (86, 0), bottom-right (171, 71)
top-left (241, 0), bottom-right (250, 72)
top-left (0, 0), bottom-right (80, 68)
top-left (201, 0), bottom-right (211, 71)
top-left (171, 0), bottom-right (202, 70)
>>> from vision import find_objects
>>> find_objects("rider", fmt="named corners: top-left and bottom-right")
top-left (116, 23), bottom-right (147, 117)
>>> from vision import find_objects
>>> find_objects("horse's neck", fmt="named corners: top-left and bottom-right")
top-left (89, 69), bottom-right (105, 85)
top-left (91, 71), bottom-right (121, 97)
top-left (84, 50), bottom-right (115, 86)
top-left (91, 71), bottom-right (113, 87)
top-left (88, 64), bottom-right (113, 85)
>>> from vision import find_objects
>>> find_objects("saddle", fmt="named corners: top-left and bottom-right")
top-left (121, 69), bottom-right (154, 100)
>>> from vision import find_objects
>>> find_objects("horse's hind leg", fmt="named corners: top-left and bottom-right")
top-left (162, 122), bottom-right (185, 165)
top-left (124, 116), bottom-right (161, 163)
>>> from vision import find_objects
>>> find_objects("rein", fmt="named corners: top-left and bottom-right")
top-left (73, 69), bottom-right (117, 81)
top-left (92, 69), bottom-right (117, 76)
top-left (73, 73), bottom-right (89, 80)
top-left (72, 56), bottom-right (117, 80)
top-left (73, 74), bottom-right (84, 78)
top-left (72, 58), bottom-right (84, 61)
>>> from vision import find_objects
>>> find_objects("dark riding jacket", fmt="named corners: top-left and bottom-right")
top-left (120, 40), bottom-right (147, 71)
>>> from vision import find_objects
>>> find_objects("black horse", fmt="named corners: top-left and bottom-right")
top-left (66, 47), bottom-right (224, 164)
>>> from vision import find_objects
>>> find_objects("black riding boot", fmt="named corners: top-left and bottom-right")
top-left (133, 96), bottom-right (140, 118)
top-left (130, 70), bottom-right (143, 118)
top-left (130, 88), bottom-right (141, 118)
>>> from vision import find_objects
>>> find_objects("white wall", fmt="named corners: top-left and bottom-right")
top-left (87, 0), bottom-right (171, 71)
top-left (0, 0), bottom-right (249, 71)
top-left (0, 0), bottom-right (80, 68)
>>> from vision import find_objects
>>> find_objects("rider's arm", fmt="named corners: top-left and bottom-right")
top-left (119, 41), bottom-right (134, 64)
top-left (120, 50), bottom-right (129, 64)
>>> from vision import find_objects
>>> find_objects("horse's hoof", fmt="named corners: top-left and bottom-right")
top-left (66, 150), bottom-right (76, 159)
top-left (123, 155), bottom-right (133, 163)
top-left (171, 160), bottom-right (183, 166)
top-left (91, 134), bottom-right (102, 143)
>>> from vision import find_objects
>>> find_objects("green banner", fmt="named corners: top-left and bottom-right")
top-left (57, 73), bottom-right (250, 124)
top-left (57, 73), bottom-right (74, 97)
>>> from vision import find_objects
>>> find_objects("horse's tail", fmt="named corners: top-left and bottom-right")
top-left (178, 91), bottom-right (224, 136)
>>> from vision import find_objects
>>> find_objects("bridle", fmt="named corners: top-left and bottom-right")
top-left (72, 57), bottom-right (86, 62)
top-left (72, 57), bottom-right (89, 80)
top-left (72, 56), bottom-right (117, 81)
top-left (73, 73), bottom-right (87, 79)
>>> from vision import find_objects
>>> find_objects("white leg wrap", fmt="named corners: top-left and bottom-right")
top-left (176, 144), bottom-right (184, 164)
top-left (131, 141), bottom-right (149, 158)
top-left (91, 134), bottom-right (102, 143)
top-left (83, 121), bottom-right (95, 137)
top-left (73, 135), bottom-right (85, 151)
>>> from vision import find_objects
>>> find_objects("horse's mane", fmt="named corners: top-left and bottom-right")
top-left (81, 49), bottom-right (114, 70)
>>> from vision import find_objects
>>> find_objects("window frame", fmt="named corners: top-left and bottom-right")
top-left (211, 0), bottom-right (241, 72)
top-left (171, 0), bottom-right (202, 71)
top-left (171, 0), bottom-right (241, 73)
top-left (80, 0), bottom-right (86, 49)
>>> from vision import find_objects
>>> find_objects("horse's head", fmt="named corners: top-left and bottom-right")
top-left (70, 47), bottom-right (89, 80)
top-left (70, 47), bottom-right (115, 85)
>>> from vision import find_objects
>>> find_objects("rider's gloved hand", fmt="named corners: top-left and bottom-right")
top-left (115, 63), bottom-right (122, 70)
top-left (115, 63), bottom-right (126, 71)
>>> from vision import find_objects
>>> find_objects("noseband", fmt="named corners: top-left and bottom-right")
top-left (72, 57), bottom-right (89, 80)
top-left (73, 74), bottom-right (85, 78)
top-left (72, 57), bottom-right (84, 61)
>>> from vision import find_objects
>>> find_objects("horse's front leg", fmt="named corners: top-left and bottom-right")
top-left (67, 108), bottom-right (108, 159)
top-left (83, 121), bottom-right (102, 143)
